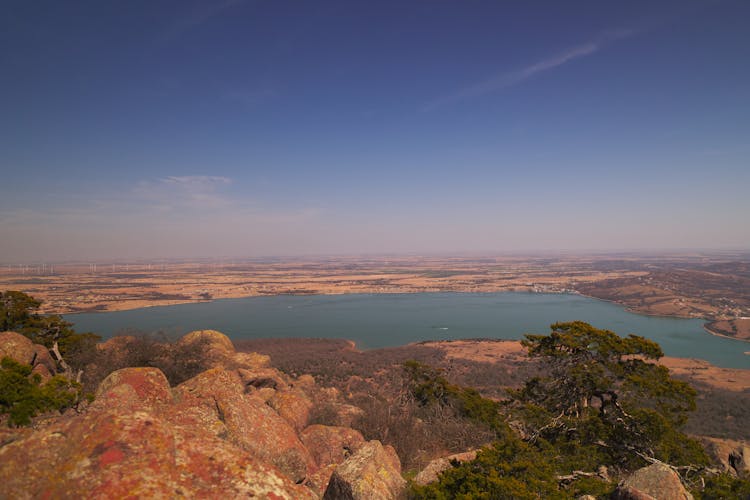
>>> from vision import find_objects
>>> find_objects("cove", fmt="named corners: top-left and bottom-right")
top-left (64, 292), bottom-right (749, 369)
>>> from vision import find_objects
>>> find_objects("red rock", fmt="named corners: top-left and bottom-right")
top-left (93, 367), bottom-right (172, 411)
top-left (221, 392), bottom-right (315, 483)
top-left (30, 363), bottom-right (53, 380)
top-left (238, 367), bottom-right (289, 392)
top-left (0, 407), bottom-right (315, 499)
top-left (413, 449), bottom-right (479, 486)
top-left (332, 403), bottom-right (366, 428)
top-left (177, 329), bottom-right (236, 364)
top-left (300, 424), bottom-right (365, 468)
top-left (31, 344), bottom-right (56, 374)
top-left (700, 437), bottom-right (750, 477)
top-left (233, 351), bottom-right (271, 369)
top-left (613, 463), bottom-right (693, 500)
top-left (0, 331), bottom-right (36, 365)
top-left (174, 367), bottom-right (314, 483)
top-left (323, 440), bottom-right (405, 500)
top-left (269, 388), bottom-right (314, 432)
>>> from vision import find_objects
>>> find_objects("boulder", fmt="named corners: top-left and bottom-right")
top-left (333, 403), bottom-right (366, 428)
top-left (0, 409), bottom-right (180, 498)
top-left (300, 424), bottom-right (365, 468)
top-left (171, 422), bottom-right (316, 499)
top-left (174, 367), bottom-right (314, 483)
top-left (220, 393), bottom-right (314, 483)
top-left (94, 367), bottom-right (172, 411)
top-left (613, 463), bottom-right (693, 500)
top-left (30, 363), bottom-right (53, 379)
top-left (232, 351), bottom-right (271, 369)
top-left (32, 344), bottom-right (57, 374)
top-left (0, 407), bottom-right (315, 499)
top-left (0, 331), bottom-right (36, 365)
top-left (269, 388), bottom-right (314, 432)
top-left (238, 367), bottom-right (289, 392)
top-left (177, 329), bottom-right (236, 363)
top-left (307, 463), bottom-right (338, 498)
top-left (700, 437), bottom-right (750, 477)
top-left (296, 373), bottom-right (316, 390)
top-left (413, 450), bottom-right (478, 486)
top-left (323, 440), bottom-right (405, 500)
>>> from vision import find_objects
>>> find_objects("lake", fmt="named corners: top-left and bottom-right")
top-left (65, 292), bottom-right (750, 369)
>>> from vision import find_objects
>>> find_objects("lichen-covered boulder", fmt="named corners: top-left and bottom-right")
top-left (413, 450), bottom-right (478, 486)
top-left (332, 403), bottom-right (366, 428)
top-left (300, 424), bottom-right (365, 468)
top-left (169, 417), bottom-right (316, 499)
top-left (221, 393), bottom-right (314, 483)
top-left (0, 409), bottom-right (180, 498)
top-left (0, 331), bottom-right (36, 365)
top-left (238, 367), bottom-right (289, 392)
top-left (174, 366), bottom-right (245, 399)
top-left (323, 440), bottom-right (405, 500)
top-left (613, 463), bottom-right (693, 500)
top-left (94, 367), bottom-right (172, 411)
top-left (177, 329), bottom-right (236, 363)
top-left (232, 351), bottom-right (271, 369)
top-left (174, 367), bottom-right (314, 483)
top-left (0, 407), bottom-right (316, 499)
top-left (269, 388), bottom-right (314, 432)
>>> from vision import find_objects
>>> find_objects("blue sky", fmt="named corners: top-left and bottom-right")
top-left (1, 0), bottom-right (749, 262)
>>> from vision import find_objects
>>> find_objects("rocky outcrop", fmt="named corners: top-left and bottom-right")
top-left (699, 437), bottom-right (750, 477)
top-left (413, 450), bottom-right (478, 486)
top-left (301, 425), bottom-right (366, 468)
top-left (178, 328), bottom-right (235, 358)
top-left (613, 463), bottom-right (693, 500)
top-left (270, 387), bottom-right (315, 432)
top-left (0, 331), bottom-right (38, 366)
top-left (323, 440), bottom-right (406, 500)
top-left (94, 366), bottom-right (173, 411)
top-left (0, 331), bottom-right (57, 379)
top-left (0, 330), bottom-right (406, 499)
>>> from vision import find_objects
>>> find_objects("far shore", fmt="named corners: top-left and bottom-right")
top-left (703, 324), bottom-right (750, 344)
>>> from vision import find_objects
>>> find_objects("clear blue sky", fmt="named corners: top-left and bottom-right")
top-left (2, 1), bottom-right (749, 262)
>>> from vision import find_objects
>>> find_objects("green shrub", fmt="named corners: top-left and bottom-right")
top-left (0, 357), bottom-right (83, 426)
top-left (697, 473), bottom-right (750, 499)
top-left (410, 438), bottom-right (570, 499)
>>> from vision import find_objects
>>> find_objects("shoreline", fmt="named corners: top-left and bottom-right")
top-left (703, 323), bottom-right (750, 345)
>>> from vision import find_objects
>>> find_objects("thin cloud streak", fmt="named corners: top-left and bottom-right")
top-left (423, 29), bottom-right (634, 111)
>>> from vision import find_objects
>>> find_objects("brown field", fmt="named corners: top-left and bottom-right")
top-left (0, 255), bottom-right (646, 314)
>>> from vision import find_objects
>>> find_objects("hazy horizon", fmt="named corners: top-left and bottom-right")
top-left (2, 1), bottom-right (749, 262)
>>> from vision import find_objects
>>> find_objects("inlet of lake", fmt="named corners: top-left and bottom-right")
top-left (64, 292), bottom-right (750, 369)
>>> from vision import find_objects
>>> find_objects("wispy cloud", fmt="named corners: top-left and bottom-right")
top-left (423, 29), bottom-right (634, 111)
top-left (132, 176), bottom-right (235, 211)
top-left (161, 175), bottom-right (232, 187)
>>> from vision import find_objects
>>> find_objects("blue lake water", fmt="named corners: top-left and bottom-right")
top-left (64, 292), bottom-right (750, 369)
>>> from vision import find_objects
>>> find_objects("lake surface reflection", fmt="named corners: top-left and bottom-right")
top-left (65, 292), bottom-right (749, 369)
